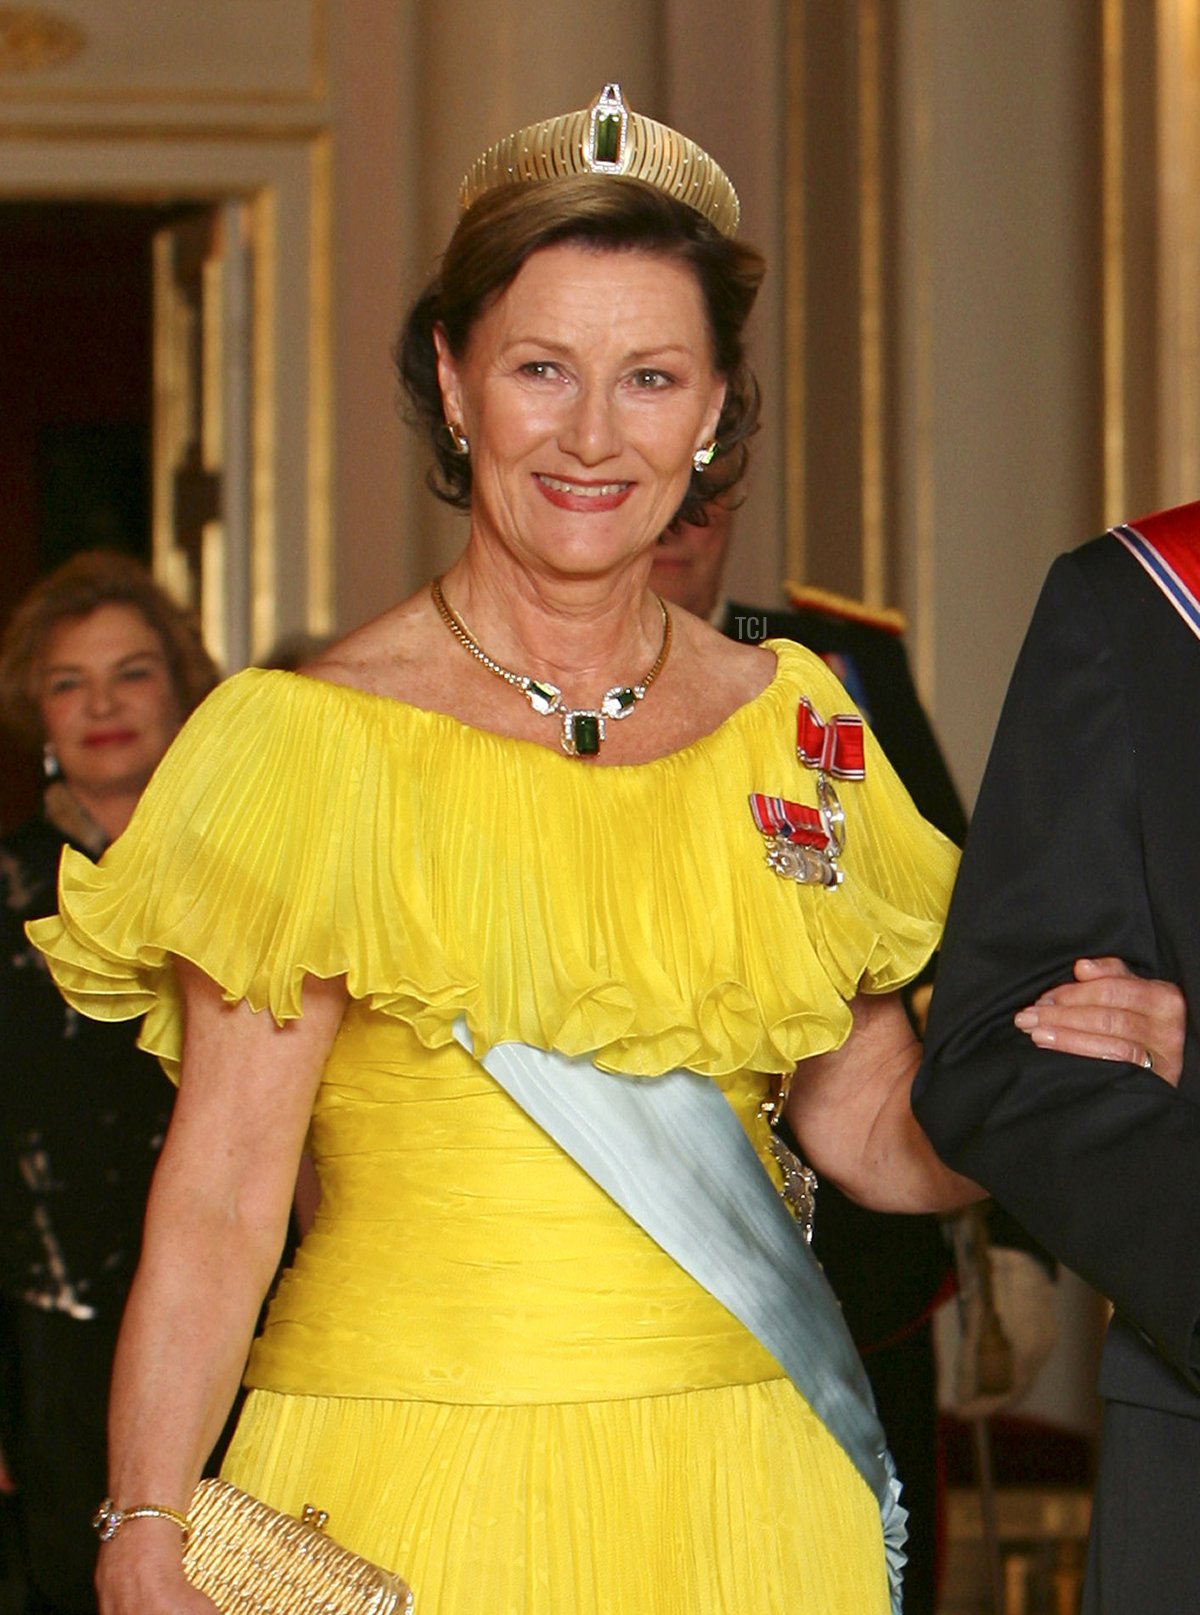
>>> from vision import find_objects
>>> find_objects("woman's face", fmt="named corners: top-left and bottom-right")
top-left (36, 603), bottom-right (182, 803)
top-left (436, 242), bottom-right (727, 584)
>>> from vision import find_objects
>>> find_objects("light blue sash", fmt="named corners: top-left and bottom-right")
top-left (452, 1022), bottom-right (906, 1613)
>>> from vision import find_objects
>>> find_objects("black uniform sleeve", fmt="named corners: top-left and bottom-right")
top-left (913, 553), bottom-right (1200, 1384)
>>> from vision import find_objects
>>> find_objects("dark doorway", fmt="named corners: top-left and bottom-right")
top-left (0, 202), bottom-right (176, 829)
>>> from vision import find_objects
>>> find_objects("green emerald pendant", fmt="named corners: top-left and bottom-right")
top-left (566, 712), bottom-right (602, 756)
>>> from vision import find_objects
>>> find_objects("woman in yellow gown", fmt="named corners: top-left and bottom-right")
top-left (30, 87), bottom-right (1185, 1615)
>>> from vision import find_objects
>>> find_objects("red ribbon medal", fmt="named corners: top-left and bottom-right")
top-left (748, 793), bottom-right (828, 848)
top-left (748, 700), bottom-right (865, 888)
top-left (795, 698), bottom-right (866, 779)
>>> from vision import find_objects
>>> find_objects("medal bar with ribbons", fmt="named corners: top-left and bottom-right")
top-left (749, 699), bottom-right (867, 888)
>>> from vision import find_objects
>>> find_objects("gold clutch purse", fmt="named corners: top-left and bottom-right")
top-left (183, 1478), bottom-right (414, 1614)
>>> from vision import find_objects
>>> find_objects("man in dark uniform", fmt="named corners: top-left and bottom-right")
top-left (913, 501), bottom-right (1200, 1614)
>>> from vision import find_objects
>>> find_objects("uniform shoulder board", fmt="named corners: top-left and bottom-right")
top-left (782, 582), bottom-right (907, 636)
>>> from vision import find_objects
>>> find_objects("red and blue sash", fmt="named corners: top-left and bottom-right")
top-left (1112, 502), bottom-right (1200, 642)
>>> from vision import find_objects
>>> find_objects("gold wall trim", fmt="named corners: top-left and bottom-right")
top-left (782, 0), bottom-right (806, 584)
top-left (857, 0), bottom-right (885, 607)
top-left (1156, 0), bottom-right (1200, 501)
top-left (0, 87), bottom-right (325, 106)
top-left (250, 185), bottom-right (278, 660)
top-left (908, 0), bottom-right (937, 700)
top-left (306, 130), bottom-right (334, 636)
top-left (1101, 0), bottom-right (1127, 524)
top-left (0, 7), bottom-right (85, 72)
top-left (0, 121), bottom-right (329, 143)
top-left (151, 228), bottom-right (186, 605)
top-left (310, 0), bottom-right (329, 100)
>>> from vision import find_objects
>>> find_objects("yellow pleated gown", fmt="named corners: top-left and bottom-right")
top-left (32, 640), bottom-right (957, 1614)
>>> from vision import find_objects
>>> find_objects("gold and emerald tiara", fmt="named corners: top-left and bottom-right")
top-left (457, 82), bottom-right (741, 239)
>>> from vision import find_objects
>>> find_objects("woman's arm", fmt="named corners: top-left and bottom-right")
top-left (96, 959), bottom-right (348, 1615)
top-left (785, 964), bottom-right (1186, 1214)
top-left (785, 990), bottom-right (983, 1214)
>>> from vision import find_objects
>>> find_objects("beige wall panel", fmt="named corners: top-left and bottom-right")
top-left (663, 0), bottom-right (788, 613)
top-left (330, 0), bottom-right (423, 632)
top-left (896, 0), bottom-right (1103, 805)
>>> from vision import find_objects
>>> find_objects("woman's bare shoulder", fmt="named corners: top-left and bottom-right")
top-left (666, 605), bottom-right (777, 702)
top-left (304, 591), bottom-right (449, 703)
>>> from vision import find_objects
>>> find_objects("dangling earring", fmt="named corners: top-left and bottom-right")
top-left (692, 440), bottom-right (718, 473)
top-left (443, 421), bottom-right (470, 456)
top-left (42, 741), bottom-right (60, 782)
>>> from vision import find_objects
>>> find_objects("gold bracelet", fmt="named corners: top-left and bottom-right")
top-left (92, 1496), bottom-right (192, 1547)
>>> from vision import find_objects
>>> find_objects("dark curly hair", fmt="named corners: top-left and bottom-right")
top-left (0, 550), bottom-right (221, 749)
top-left (397, 175), bottom-right (765, 528)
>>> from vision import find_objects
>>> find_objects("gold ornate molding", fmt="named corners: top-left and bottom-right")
top-left (0, 7), bottom-right (85, 72)
top-left (0, 0), bottom-right (323, 104)
top-left (1157, 0), bottom-right (1200, 504)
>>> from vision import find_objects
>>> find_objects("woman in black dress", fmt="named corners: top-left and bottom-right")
top-left (0, 552), bottom-right (217, 1614)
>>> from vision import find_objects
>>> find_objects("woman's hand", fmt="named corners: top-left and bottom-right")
top-left (1014, 956), bottom-right (1186, 1084)
top-left (96, 1520), bottom-right (218, 1615)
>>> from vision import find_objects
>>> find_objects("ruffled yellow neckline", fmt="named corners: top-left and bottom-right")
top-left (28, 641), bottom-right (958, 1083)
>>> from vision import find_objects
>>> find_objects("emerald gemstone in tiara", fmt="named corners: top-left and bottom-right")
top-left (594, 110), bottom-right (621, 164)
top-left (587, 83), bottom-right (628, 173)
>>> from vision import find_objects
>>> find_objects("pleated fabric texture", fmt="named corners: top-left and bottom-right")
top-left (225, 1381), bottom-right (892, 1615)
top-left (28, 642), bottom-right (958, 1613)
top-left (30, 641), bottom-right (955, 1082)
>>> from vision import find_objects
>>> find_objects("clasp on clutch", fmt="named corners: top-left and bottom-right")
top-left (301, 1504), bottom-right (329, 1532)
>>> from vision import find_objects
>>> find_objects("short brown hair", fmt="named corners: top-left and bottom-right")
top-left (397, 175), bottom-right (765, 527)
top-left (0, 550), bottom-right (220, 748)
